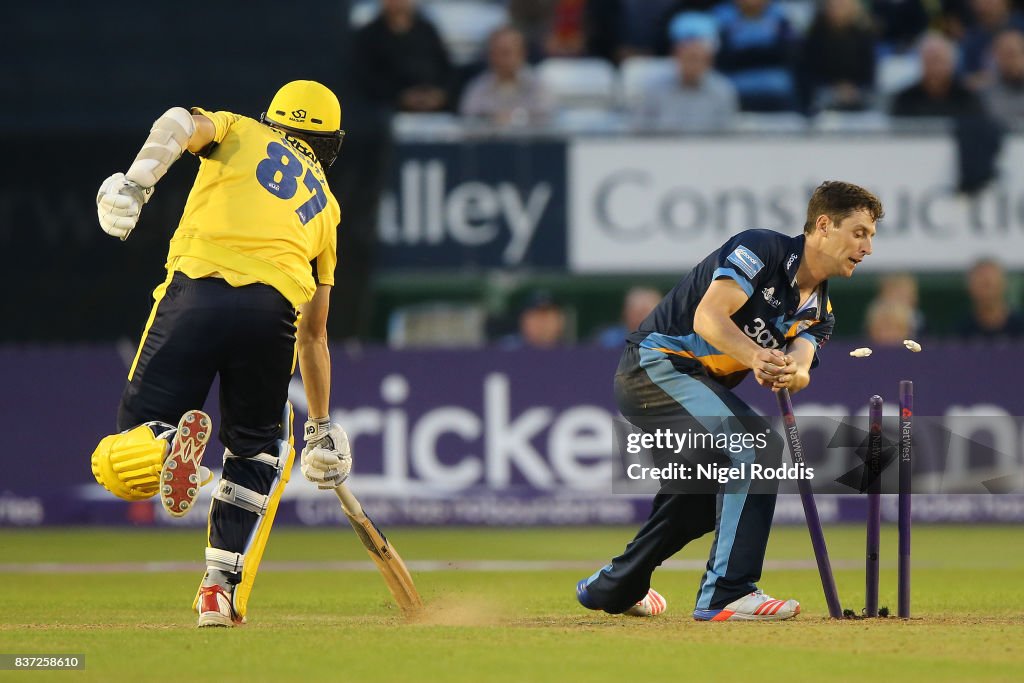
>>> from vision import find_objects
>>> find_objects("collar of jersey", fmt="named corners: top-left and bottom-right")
top-left (781, 233), bottom-right (830, 320)
top-left (783, 233), bottom-right (805, 286)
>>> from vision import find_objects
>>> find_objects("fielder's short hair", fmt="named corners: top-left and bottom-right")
top-left (803, 181), bottom-right (884, 234)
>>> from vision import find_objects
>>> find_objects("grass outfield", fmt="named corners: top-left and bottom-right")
top-left (1, 525), bottom-right (1022, 682)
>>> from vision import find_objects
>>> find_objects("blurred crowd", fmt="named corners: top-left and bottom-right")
top-left (348, 0), bottom-right (1024, 128)
top-left (336, 0), bottom-right (1024, 340)
top-left (863, 258), bottom-right (1024, 346)
top-left (385, 258), bottom-right (1023, 348)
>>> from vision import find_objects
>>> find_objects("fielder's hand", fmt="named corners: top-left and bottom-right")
top-left (301, 418), bottom-right (352, 489)
top-left (752, 349), bottom-right (792, 389)
top-left (96, 172), bottom-right (153, 240)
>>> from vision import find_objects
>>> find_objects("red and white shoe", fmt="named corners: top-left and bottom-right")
top-left (159, 410), bottom-right (211, 518)
top-left (693, 589), bottom-right (800, 621)
top-left (197, 585), bottom-right (245, 628)
top-left (624, 588), bottom-right (667, 617)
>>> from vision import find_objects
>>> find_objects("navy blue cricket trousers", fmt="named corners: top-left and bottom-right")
top-left (585, 343), bottom-right (783, 612)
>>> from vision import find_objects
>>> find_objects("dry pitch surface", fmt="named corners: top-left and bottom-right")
top-left (1, 525), bottom-right (1021, 682)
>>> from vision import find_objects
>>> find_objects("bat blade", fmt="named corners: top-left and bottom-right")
top-left (335, 484), bottom-right (423, 612)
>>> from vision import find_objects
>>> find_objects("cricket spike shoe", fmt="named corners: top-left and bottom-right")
top-left (197, 585), bottom-right (245, 628)
top-left (692, 589), bottom-right (800, 622)
top-left (576, 580), bottom-right (667, 616)
top-left (159, 410), bottom-right (211, 518)
top-left (623, 588), bottom-right (667, 617)
top-left (576, 579), bottom-right (601, 611)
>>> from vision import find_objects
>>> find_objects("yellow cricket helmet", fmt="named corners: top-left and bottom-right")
top-left (261, 80), bottom-right (345, 167)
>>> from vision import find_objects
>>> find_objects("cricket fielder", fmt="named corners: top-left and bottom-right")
top-left (577, 181), bottom-right (883, 621)
top-left (90, 81), bottom-right (354, 627)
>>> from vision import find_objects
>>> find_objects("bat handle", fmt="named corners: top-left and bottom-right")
top-left (334, 482), bottom-right (364, 518)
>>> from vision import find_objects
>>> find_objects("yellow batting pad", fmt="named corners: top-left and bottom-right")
top-left (233, 433), bottom-right (295, 617)
top-left (90, 425), bottom-right (167, 501)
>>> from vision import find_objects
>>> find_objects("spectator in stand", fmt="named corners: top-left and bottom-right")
top-left (632, 12), bottom-right (739, 132)
top-left (875, 272), bottom-right (927, 336)
top-left (507, 0), bottom-right (655, 64)
top-left (654, 1), bottom-right (729, 55)
top-left (353, 0), bottom-right (454, 114)
top-left (713, 0), bottom-right (800, 112)
top-left (594, 287), bottom-right (662, 348)
top-left (500, 290), bottom-right (569, 348)
top-left (865, 298), bottom-right (916, 345)
top-left (961, 0), bottom-right (1024, 88)
top-left (956, 258), bottom-right (1024, 339)
top-left (612, 0), bottom-right (678, 59)
top-left (582, 0), bottom-right (626, 62)
top-left (799, 0), bottom-right (878, 112)
top-left (870, 0), bottom-right (931, 54)
top-left (508, 0), bottom-right (559, 61)
top-left (335, 0), bottom-right (454, 339)
top-left (544, 0), bottom-right (588, 57)
top-left (941, 0), bottom-right (975, 41)
top-left (982, 28), bottom-right (1024, 124)
top-left (460, 26), bottom-right (553, 127)
top-left (890, 33), bottom-right (987, 117)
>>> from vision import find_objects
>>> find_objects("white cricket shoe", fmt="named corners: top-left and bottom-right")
top-left (196, 584), bottom-right (245, 628)
top-left (623, 588), bottom-right (667, 617)
top-left (693, 589), bottom-right (800, 621)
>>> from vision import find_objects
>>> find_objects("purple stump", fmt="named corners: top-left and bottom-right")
top-left (898, 381), bottom-right (913, 619)
top-left (866, 395), bottom-right (883, 617)
top-left (776, 389), bottom-right (843, 619)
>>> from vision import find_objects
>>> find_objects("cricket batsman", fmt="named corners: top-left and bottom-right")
top-left (89, 81), bottom-right (354, 627)
top-left (577, 181), bottom-right (883, 621)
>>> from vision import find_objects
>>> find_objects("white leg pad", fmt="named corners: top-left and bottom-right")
top-left (212, 479), bottom-right (271, 515)
top-left (205, 547), bottom-right (245, 574)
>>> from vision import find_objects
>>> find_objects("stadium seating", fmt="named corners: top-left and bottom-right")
top-left (811, 110), bottom-right (891, 132)
top-left (388, 302), bottom-right (487, 348)
top-left (422, 0), bottom-right (507, 65)
top-left (877, 52), bottom-right (923, 97)
top-left (777, 0), bottom-right (816, 33)
top-left (537, 58), bottom-right (618, 110)
top-left (619, 57), bottom-right (676, 111)
top-left (732, 112), bottom-right (809, 133)
top-left (551, 108), bottom-right (629, 134)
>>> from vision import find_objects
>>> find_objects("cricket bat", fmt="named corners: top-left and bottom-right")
top-left (335, 483), bottom-right (423, 612)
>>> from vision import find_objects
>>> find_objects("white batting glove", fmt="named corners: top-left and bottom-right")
top-left (300, 418), bottom-right (352, 489)
top-left (96, 172), bottom-right (153, 240)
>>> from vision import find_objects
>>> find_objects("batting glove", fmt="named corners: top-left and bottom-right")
top-left (97, 172), bottom-right (153, 240)
top-left (301, 418), bottom-right (352, 489)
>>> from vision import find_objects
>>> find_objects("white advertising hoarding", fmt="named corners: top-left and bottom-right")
top-left (569, 137), bottom-right (1024, 272)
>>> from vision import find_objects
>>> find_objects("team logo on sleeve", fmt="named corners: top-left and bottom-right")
top-left (727, 246), bottom-right (765, 279)
top-left (762, 287), bottom-right (781, 307)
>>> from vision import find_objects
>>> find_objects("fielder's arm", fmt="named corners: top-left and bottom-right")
top-left (693, 279), bottom-right (789, 387)
top-left (297, 285), bottom-right (352, 488)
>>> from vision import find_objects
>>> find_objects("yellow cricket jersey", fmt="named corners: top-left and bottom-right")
top-left (165, 107), bottom-right (340, 307)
